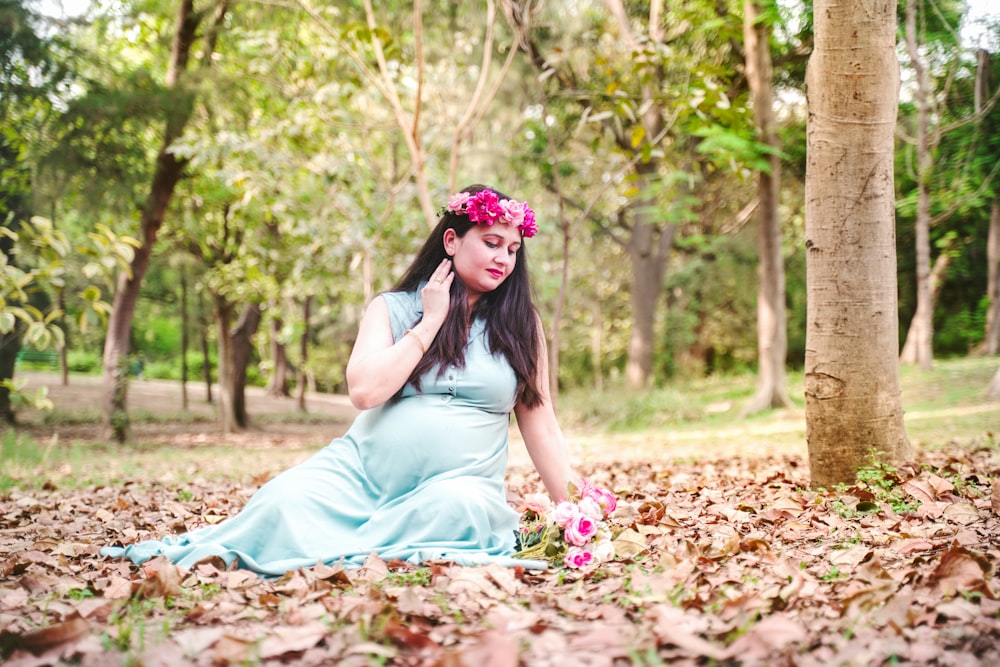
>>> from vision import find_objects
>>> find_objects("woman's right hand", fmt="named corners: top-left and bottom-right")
top-left (421, 258), bottom-right (454, 327)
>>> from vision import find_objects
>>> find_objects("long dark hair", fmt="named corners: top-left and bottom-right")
top-left (391, 184), bottom-right (543, 407)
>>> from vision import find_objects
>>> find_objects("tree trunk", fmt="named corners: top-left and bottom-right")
top-left (626, 171), bottom-right (675, 390)
top-left (900, 247), bottom-right (952, 361)
top-left (983, 201), bottom-right (1000, 355)
top-left (213, 296), bottom-right (261, 432)
top-left (180, 268), bottom-right (189, 410)
top-left (229, 303), bottom-right (261, 429)
top-left (0, 329), bottom-right (20, 424)
top-left (99, 0), bottom-right (204, 441)
top-left (987, 364), bottom-right (1000, 400)
top-left (296, 296), bottom-right (310, 412)
top-left (266, 317), bottom-right (291, 397)
top-left (898, 0), bottom-right (935, 370)
top-left (742, 0), bottom-right (791, 415)
top-left (804, 0), bottom-right (911, 488)
top-left (199, 292), bottom-right (213, 404)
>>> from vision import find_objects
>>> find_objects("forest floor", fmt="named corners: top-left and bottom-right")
top-left (2, 362), bottom-right (1000, 666)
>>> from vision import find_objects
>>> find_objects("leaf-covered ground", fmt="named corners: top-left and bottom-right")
top-left (2, 442), bottom-right (1000, 666)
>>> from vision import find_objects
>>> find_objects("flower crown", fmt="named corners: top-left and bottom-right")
top-left (444, 190), bottom-right (538, 238)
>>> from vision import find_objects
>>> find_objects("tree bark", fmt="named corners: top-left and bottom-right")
top-left (987, 364), bottom-right (1000, 400)
top-left (213, 295), bottom-right (261, 433)
top-left (625, 168), bottom-right (675, 390)
top-left (296, 296), bottom-right (310, 412)
top-left (898, 0), bottom-right (935, 369)
top-left (180, 268), bottom-right (189, 410)
top-left (804, 0), bottom-right (911, 488)
top-left (983, 201), bottom-right (1000, 355)
top-left (99, 0), bottom-right (206, 441)
top-left (266, 317), bottom-right (291, 397)
top-left (742, 0), bottom-right (791, 415)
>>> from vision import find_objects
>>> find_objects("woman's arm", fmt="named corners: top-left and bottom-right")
top-left (513, 313), bottom-right (574, 502)
top-left (345, 259), bottom-right (453, 410)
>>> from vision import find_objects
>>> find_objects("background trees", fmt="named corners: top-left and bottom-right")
top-left (4, 0), bottom-right (997, 483)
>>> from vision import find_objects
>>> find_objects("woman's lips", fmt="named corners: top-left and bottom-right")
top-left (487, 269), bottom-right (503, 279)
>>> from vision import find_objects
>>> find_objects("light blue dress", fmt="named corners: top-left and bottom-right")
top-left (100, 289), bottom-right (543, 576)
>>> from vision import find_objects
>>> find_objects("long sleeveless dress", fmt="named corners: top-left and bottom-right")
top-left (100, 289), bottom-right (541, 576)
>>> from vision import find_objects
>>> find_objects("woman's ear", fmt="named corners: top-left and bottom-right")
top-left (442, 229), bottom-right (457, 257)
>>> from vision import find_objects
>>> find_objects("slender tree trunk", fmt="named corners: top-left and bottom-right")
top-left (0, 329), bottom-right (19, 424)
top-left (213, 296), bottom-right (261, 433)
top-left (58, 288), bottom-right (68, 386)
top-left (591, 299), bottom-right (603, 392)
top-left (901, 242), bottom-right (953, 361)
top-left (804, 0), bottom-right (911, 488)
top-left (199, 292), bottom-right (213, 404)
top-left (266, 317), bottom-right (291, 397)
top-left (180, 268), bottom-right (189, 410)
top-left (296, 296), bottom-right (311, 412)
top-left (983, 201), bottom-right (1000, 355)
top-left (742, 0), bottom-right (791, 415)
top-left (625, 170), bottom-right (675, 390)
top-left (100, 0), bottom-right (204, 441)
top-left (898, 0), bottom-right (935, 370)
top-left (212, 295), bottom-right (234, 431)
top-left (229, 304), bottom-right (261, 429)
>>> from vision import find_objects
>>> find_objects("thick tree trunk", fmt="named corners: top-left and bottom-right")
top-left (983, 201), bottom-right (1000, 355)
top-left (898, 0), bottom-right (935, 370)
top-left (804, 0), bottom-right (911, 488)
top-left (742, 0), bottom-right (791, 415)
top-left (100, 0), bottom-right (203, 441)
top-left (987, 364), bottom-right (1000, 400)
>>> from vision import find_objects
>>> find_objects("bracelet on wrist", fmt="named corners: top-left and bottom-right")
top-left (403, 328), bottom-right (427, 355)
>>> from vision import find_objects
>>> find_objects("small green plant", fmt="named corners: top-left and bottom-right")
top-left (67, 588), bottom-right (95, 601)
top-left (821, 566), bottom-right (847, 581)
top-left (383, 568), bottom-right (432, 587)
top-left (176, 489), bottom-right (195, 502)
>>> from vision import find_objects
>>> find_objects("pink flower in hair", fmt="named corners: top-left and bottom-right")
top-left (465, 190), bottom-right (502, 225)
top-left (446, 192), bottom-right (472, 212)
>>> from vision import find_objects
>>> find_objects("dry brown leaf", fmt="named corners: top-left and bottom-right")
top-left (721, 613), bottom-right (807, 662)
top-left (257, 621), bottom-right (329, 659)
top-left (927, 545), bottom-right (993, 597)
top-left (445, 629), bottom-right (519, 667)
top-left (15, 615), bottom-right (90, 656)
top-left (611, 528), bottom-right (647, 558)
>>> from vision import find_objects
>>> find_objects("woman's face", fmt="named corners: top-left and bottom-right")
top-left (444, 223), bottom-right (522, 303)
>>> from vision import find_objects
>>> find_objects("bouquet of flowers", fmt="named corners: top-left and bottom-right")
top-left (513, 478), bottom-right (619, 570)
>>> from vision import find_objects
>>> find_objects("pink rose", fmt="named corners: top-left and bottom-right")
top-left (446, 192), bottom-right (471, 212)
top-left (520, 493), bottom-right (552, 516)
top-left (577, 496), bottom-right (604, 522)
top-left (564, 513), bottom-right (598, 546)
top-left (564, 546), bottom-right (594, 569)
top-left (552, 501), bottom-right (579, 528)
top-left (499, 199), bottom-right (528, 225)
top-left (580, 479), bottom-right (617, 516)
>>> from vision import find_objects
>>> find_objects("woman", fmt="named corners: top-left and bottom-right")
top-left (101, 184), bottom-right (573, 576)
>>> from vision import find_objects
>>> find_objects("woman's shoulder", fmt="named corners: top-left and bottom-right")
top-left (380, 287), bottom-right (424, 338)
